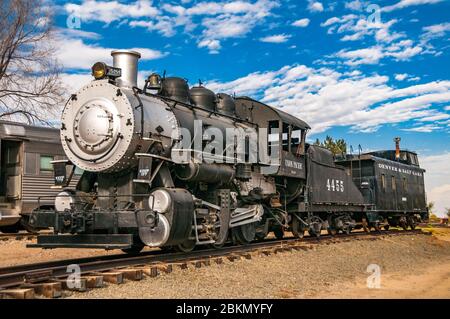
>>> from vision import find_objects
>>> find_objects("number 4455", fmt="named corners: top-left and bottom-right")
top-left (326, 179), bottom-right (344, 192)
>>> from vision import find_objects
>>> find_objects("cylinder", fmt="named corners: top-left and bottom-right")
top-left (111, 50), bottom-right (141, 88)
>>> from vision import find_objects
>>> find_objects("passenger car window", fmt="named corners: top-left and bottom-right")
top-left (7, 146), bottom-right (19, 164)
top-left (40, 155), bottom-right (54, 172)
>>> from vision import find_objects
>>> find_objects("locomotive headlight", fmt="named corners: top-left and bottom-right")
top-left (91, 62), bottom-right (122, 80)
top-left (92, 62), bottom-right (107, 79)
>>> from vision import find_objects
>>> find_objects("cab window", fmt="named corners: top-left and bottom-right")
top-left (268, 120), bottom-right (279, 156)
top-left (291, 127), bottom-right (304, 156)
top-left (282, 122), bottom-right (290, 152)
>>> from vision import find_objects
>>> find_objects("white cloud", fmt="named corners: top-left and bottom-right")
top-left (198, 39), bottom-right (221, 54)
top-left (128, 18), bottom-right (176, 37)
top-left (65, 0), bottom-right (280, 51)
top-left (335, 47), bottom-right (384, 65)
top-left (335, 39), bottom-right (424, 65)
top-left (56, 28), bottom-right (102, 40)
top-left (196, 0), bottom-right (279, 52)
top-left (55, 35), bottom-right (166, 70)
top-left (344, 0), bottom-right (365, 11)
top-left (207, 64), bottom-right (450, 134)
top-left (260, 34), bottom-right (291, 43)
top-left (65, 0), bottom-right (159, 24)
top-left (423, 22), bottom-right (450, 35)
top-left (402, 124), bottom-right (442, 132)
top-left (421, 22), bottom-right (450, 43)
top-left (207, 67), bottom-right (288, 96)
top-left (322, 15), bottom-right (404, 44)
top-left (308, 1), bottom-right (324, 12)
top-left (420, 152), bottom-right (450, 217)
top-left (394, 73), bottom-right (422, 82)
top-left (60, 73), bottom-right (92, 93)
top-left (383, 0), bottom-right (444, 12)
top-left (417, 112), bottom-right (450, 122)
top-left (292, 18), bottom-right (310, 27)
top-left (395, 73), bottom-right (409, 81)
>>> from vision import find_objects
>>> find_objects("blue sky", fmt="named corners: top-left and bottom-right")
top-left (50, 0), bottom-right (450, 215)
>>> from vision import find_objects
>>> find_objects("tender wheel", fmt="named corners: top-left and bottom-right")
top-left (362, 218), bottom-right (370, 233)
top-left (407, 216), bottom-right (416, 230)
top-left (291, 217), bottom-right (305, 239)
top-left (373, 222), bottom-right (381, 232)
top-left (175, 239), bottom-right (196, 252)
top-left (399, 217), bottom-right (408, 231)
top-left (308, 216), bottom-right (322, 238)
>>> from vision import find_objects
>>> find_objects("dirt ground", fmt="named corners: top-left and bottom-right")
top-left (1, 228), bottom-right (449, 298)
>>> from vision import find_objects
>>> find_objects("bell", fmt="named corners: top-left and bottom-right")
top-left (147, 73), bottom-right (161, 90)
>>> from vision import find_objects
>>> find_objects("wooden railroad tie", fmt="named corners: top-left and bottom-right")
top-left (114, 268), bottom-right (143, 281)
top-left (91, 272), bottom-right (124, 285)
top-left (171, 262), bottom-right (189, 270)
top-left (134, 263), bottom-right (173, 278)
top-left (238, 253), bottom-right (252, 260)
top-left (21, 282), bottom-right (62, 298)
top-left (226, 254), bottom-right (241, 262)
top-left (0, 288), bottom-right (35, 299)
top-left (259, 250), bottom-right (271, 256)
top-left (54, 278), bottom-right (88, 292)
top-left (81, 275), bottom-right (104, 288)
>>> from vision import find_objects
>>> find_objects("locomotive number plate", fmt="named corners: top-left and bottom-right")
top-left (326, 179), bottom-right (344, 192)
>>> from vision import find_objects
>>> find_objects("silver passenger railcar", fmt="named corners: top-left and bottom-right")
top-left (0, 120), bottom-right (81, 232)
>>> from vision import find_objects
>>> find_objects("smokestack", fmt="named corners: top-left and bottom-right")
top-left (111, 50), bottom-right (141, 88)
top-left (394, 137), bottom-right (401, 160)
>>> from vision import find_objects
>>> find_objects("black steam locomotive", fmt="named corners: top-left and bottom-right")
top-left (28, 50), bottom-right (428, 253)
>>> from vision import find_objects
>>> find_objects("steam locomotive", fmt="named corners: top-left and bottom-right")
top-left (28, 50), bottom-right (428, 253)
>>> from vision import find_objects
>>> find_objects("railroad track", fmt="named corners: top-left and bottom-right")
top-left (0, 229), bottom-right (426, 299)
top-left (0, 231), bottom-right (54, 242)
top-left (0, 233), bottom-right (38, 242)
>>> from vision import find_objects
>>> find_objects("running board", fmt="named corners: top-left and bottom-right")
top-left (27, 234), bottom-right (133, 250)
